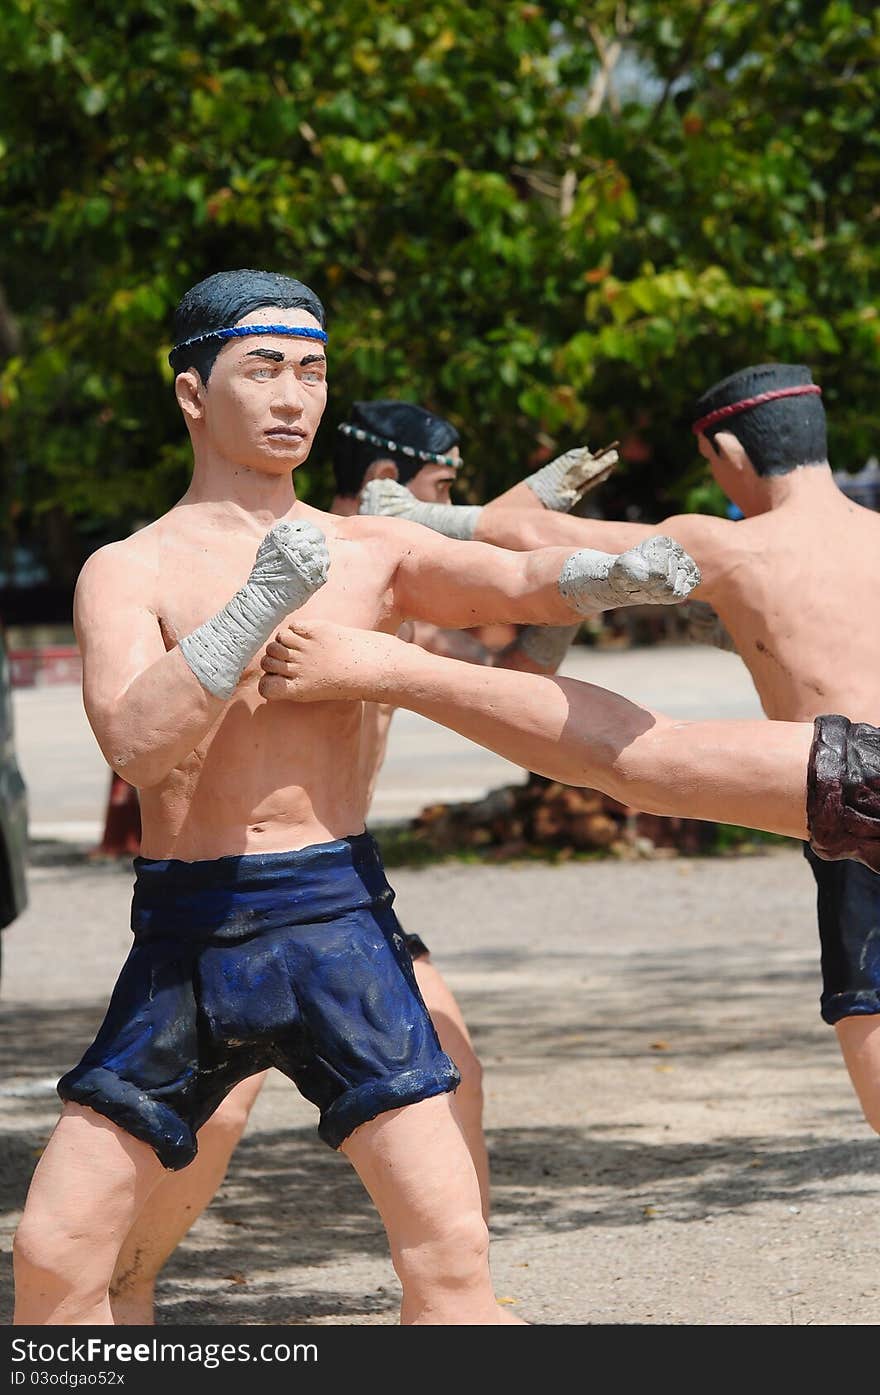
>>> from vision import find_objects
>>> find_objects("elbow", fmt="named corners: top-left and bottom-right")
top-left (106, 751), bottom-right (168, 791)
top-left (98, 729), bottom-right (171, 791)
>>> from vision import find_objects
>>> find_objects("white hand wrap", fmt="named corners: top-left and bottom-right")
top-left (559, 535), bottom-right (701, 615)
top-left (515, 623), bottom-right (581, 671)
top-left (359, 479), bottom-right (482, 540)
top-left (524, 444), bottom-right (619, 511)
top-left (179, 520), bottom-right (330, 700)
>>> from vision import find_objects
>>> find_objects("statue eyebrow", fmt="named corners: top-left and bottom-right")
top-left (244, 348), bottom-right (326, 366)
top-left (245, 347), bottom-right (285, 362)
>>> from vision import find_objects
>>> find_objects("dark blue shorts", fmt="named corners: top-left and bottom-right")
top-left (58, 832), bottom-right (459, 1169)
top-left (803, 843), bottom-right (880, 1024)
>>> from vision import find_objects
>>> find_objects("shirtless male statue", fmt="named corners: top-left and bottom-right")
top-left (357, 362), bottom-right (880, 1134)
top-left (12, 268), bottom-right (699, 1326)
top-left (107, 396), bottom-right (608, 1324)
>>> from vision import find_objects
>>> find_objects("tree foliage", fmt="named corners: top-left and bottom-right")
top-left (1, 1), bottom-right (878, 575)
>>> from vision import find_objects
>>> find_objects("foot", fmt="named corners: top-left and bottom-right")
top-left (258, 620), bottom-right (398, 704)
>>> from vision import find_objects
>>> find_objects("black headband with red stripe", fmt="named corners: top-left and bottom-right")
top-left (692, 383), bottom-right (822, 436)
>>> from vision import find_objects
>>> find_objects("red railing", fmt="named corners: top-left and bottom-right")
top-left (8, 646), bottom-right (82, 688)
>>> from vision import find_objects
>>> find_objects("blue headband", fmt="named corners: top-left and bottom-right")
top-left (169, 323), bottom-right (328, 365)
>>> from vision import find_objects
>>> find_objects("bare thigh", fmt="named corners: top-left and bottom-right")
top-left (24, 1104), bottom-right (166, 1250)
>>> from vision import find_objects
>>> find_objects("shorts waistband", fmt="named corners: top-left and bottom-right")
top-left (131, 831), bottom-right (393, 943)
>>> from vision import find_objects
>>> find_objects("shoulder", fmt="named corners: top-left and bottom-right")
top-left (332, 512), bottom-right (427, 554)
top-left (656, 513), bottom-right (749, 598)
top-left (74, 526), bottom-right (161, 609)
top-left (657, 512), bottom-right (752, 566)
top-left (659, 512), bottom-right (738, 548)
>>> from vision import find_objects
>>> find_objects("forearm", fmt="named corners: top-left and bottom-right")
top-left (88, 646), bottom-right (225, 788)
top-left (473, 508), bottom-right (651, 554)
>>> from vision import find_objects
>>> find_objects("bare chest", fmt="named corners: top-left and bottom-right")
top-left (154, 531), bottom-right (397, 649)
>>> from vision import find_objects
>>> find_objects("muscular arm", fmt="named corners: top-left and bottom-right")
top-left (471, 509), bottom-right (730, 599)
top-left (387, 516), bottom-right (699, 629)
top-left (474, 507), bottom-right (648, 553)
top-left (76, 518), bottom-right (328, 789)
top-left (74, 547), bottom-right (226, 789)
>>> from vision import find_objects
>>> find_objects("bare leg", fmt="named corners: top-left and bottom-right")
top-left (413, 956), bottom-right (489, 1222)
top-left (261, 622), bottom-right (813, 841)
top-left (341, 1094), bottom-right (525, 1324)
top-left (109, 1072), bottom-right (268, 1324)
top-left (835, 1018), bottom-right (880, 1134)
top-left (13, 1104), bottom-right (166, 1324)
top-left (107, 964), bottom-right (490, 1325)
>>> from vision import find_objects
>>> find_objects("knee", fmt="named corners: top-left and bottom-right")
top-left (13, 1207), bottom-right (95, 1299)
top-left (393, 1209), bottom-right (490, 1292)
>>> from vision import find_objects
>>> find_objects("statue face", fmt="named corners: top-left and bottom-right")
top-left (405, 447), bottom-right (462, 504)
top-left (196, 308), bottom-right (328, 476)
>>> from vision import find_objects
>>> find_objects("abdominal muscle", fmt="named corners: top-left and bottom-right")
top-left (137, 687), bottom-right (374, 861)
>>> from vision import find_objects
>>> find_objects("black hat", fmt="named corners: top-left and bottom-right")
top-left (334, 400), bottom-right (459, 494)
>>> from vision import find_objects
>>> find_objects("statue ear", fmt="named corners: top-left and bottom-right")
top-left (711, 430), bottom-right (753, 474)
top-left (175, 370), bottom-right (207, 424)
top-left (363, 457), bottom-right (399, 483)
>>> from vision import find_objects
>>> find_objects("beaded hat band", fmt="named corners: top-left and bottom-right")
top-left (338, 421), bottom-right (460, 469)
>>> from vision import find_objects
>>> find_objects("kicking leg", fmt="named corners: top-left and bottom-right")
top-left (261, 622), bottom-right (813, 842)
top-left (13, 1103), bottom-right (166, 1325)
top-left (109, 1072), bottom-right (268, 1324)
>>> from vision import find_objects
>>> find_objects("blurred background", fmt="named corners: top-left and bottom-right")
top-left (1, 0), bottom-right (879, 882)
top-left (2, 0), bottom-right (879, 629)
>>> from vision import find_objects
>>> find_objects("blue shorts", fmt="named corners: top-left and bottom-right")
top-left (803, 843), bottom-right (880, 1024)
top-left (58, 832), bottom-right (459, 1169)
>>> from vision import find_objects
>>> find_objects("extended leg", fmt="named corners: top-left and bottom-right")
top-left (262, 623), bottom-right (813, 841)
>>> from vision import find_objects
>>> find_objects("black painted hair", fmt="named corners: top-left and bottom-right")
top-left (169, 268), bottom-right (326, 382)
top-left (333, 400), bottom-right (460, 496)
top-left (693, 363), bottom-right (827, 476)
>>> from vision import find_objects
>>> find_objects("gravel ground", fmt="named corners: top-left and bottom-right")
top-left (2, 842), bottom-right (878, 1327)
